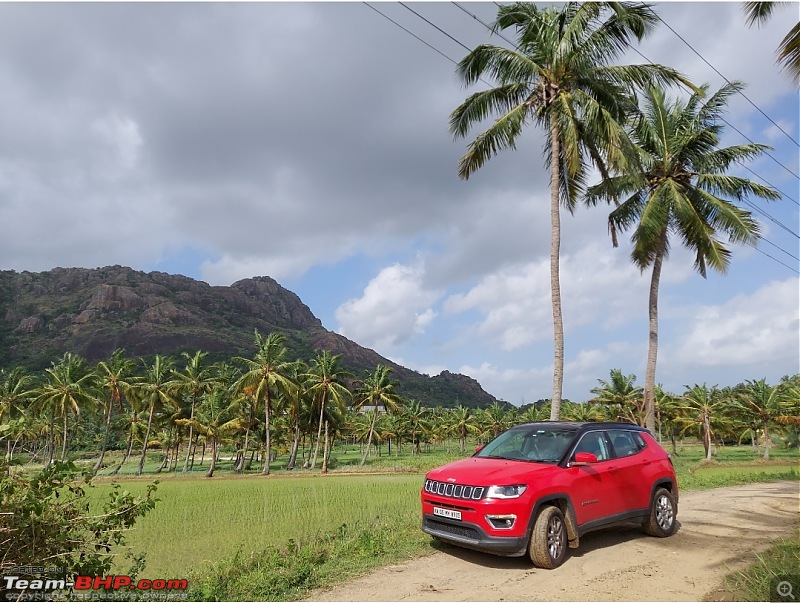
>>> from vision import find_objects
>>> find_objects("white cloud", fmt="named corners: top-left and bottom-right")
top-left (335, 260), bottom-right (442, 350)
top-left (91, 113), bottom-right (143, 175)
top-left (665, 277), bottom-right (800, 371)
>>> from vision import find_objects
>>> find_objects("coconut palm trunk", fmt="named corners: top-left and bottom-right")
top-left (644, 228), bottom-right (668, 432)
top-left (322, 420), bottom-right (330, 473)
top-left (60, 412), bottom-right (69, 462)
top-left (287, 423), bottom-right (301, 470)
top-left (206, 434), bottom-right (218, 478)
top-left (137, 404), bottom-right (156, 476)
top-left (93, 393), bottom-right (117, 474)
top-left (548, 115), bottom-right (565, 421)
top-left (182, 395), bottom-right (197, 474)
top-left (360, 408), bottom-right (379, 466)
top-left (311, 390), bottom-right (327, 469)
top-left (262, 390), bottom-right (272, 475)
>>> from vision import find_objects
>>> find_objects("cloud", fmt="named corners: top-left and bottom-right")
top-left (665, 277), bottom-right (799, 372)
top-left (335, 260), bottom-right (443, 350)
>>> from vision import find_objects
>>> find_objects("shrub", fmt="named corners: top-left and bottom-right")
top-left (0, 461), bottom-right (158, 581)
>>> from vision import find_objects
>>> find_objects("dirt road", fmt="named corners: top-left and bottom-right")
top-left (307, 481), bottom-right (799, 602)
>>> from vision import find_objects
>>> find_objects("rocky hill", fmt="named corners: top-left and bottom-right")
top-left (0, 266), bottom-right (498, 408)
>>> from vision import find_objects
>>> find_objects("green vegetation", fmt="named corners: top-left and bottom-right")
top-left (717, 524), bottom-right (800, 601)
top-left (0, 460), bottom-right (157, 581)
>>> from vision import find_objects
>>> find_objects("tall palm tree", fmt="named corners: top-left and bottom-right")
top-left (94, 349), bottom-right (135, 475)
top-left (586, 83), bottom-right (779, 431)
top-left (135, 354), bottom-right (176, 476)
top-left (35, 353), bottom-right (96, 463)
top-left (450, 2), bottom-right (692, 420)
top-left (173, 350), bottom-right (215, 474)
top-left (353, 365), bottom-right (404, 467)
top-left (304, 351), bottom-right (352, 471)
top-left (235, 331), bottom-right (295, 475)
top-left (743, 2), bottom-right (800, 84)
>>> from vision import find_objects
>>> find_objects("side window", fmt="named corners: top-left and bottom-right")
top-left (609, 429), bottom-right (644, 457)
top-left (573, 431), bottom-right (610, 461)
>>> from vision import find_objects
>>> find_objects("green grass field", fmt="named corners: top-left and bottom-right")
top-left (88, 442), bottom-right (798, 600)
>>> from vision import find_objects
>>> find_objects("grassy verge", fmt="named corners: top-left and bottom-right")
top-left (709, 524), bottom-right (800, 602)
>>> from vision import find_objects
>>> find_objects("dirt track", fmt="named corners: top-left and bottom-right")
top-left (307, 481), bottom-right (799, 602)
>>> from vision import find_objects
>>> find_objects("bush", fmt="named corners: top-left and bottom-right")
top-left (0, 461), bottom-right (158, 581)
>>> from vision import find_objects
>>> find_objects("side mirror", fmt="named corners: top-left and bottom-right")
top-left (474, 444), bottom-right (484, 453)
top-left (572, 452), bottom-right (598, 466)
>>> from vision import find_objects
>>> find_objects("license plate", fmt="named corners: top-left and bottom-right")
top-left (433, 507), bottom-right (462, 521)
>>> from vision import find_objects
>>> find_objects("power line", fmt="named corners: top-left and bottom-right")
top-left (399, 3), bottom-right (471, 53)
top-left (656, 14), bottom-right (800, 149)
top-left (747, 242), bottom-right (800, 275)
top-left (363, 3), bottom-right (459, 68)
top-left (736, 161), bottom-right (798, 207)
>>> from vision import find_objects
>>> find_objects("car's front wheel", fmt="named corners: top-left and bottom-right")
top-left (529, 505), bottom-right (567, 569)
top-left (643, 487), bottom-right (678, 537)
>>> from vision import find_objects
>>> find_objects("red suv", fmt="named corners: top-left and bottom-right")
top-left (421, 421), bottom-right (678, 568)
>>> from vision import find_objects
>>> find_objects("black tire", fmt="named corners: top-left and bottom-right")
top-left (529, 505), bottom-right (567, 569)
top-left (643, 487), bottom-right (678, 537)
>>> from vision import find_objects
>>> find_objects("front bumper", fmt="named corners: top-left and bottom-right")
top-left (422, 514), bottom-right (528, 557)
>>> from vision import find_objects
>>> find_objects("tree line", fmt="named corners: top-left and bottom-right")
top-left (1, 336), bottom-right (797, 478)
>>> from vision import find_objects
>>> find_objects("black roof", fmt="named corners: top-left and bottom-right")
top-left (511, 421), bottom-right (647, 433)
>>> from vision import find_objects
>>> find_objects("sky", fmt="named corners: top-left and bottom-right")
top-left (0, 2), bottom-right (797, 405)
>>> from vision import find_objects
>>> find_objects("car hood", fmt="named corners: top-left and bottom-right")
top-left (426, 457), bottom-right (558, 485)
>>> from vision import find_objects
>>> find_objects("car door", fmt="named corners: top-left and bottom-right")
top-left (607, 429), bottom-right (651, 512)
top-left (566, 430), bottom-right (618, 525)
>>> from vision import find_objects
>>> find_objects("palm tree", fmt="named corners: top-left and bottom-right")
top-left (35, 353), bottom-right (96, 463)
top-left (94, 349), bottom-right (135, 474)
top-left (743, 2), bottom-right (800, 84)
top-left (676, 384), bottom-right (730, 460)
top-left (448, 405), bottom-right (478, 453)
top-left (0, 367), bottom-right (36, 467)
top-left (735, 378), bottom-right (790, 460)
top-left (135, 355), bottom-right (176, 476)
top-left (590, 369), bottom-right (643, 424)
top-left (401, 400), bottom-right (430, 455)
top-left (304, 351), bottom-right (352, 471)
top-left (235, 331), bottom-right (295, 475)
top-left (586, 83), bottom-right (779, 431)
top-left (284, 360), bottom-right (310, 470)
top-left (178, 364), bottom-right (242, 478)
top-left (173, 350), bottom-right (215, 474)
top-left (450, 2), bottom-right (692, 420)
top-left (353, 365), bottom-right (404, 467)
top-left (480, 402), bottom-right (510, 441)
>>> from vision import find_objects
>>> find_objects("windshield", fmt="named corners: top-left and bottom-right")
top-left (475, 426), bottom-right (576, 463)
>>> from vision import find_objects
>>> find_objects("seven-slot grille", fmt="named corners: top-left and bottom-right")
top-left (424, 479), bottom-right (485, 500)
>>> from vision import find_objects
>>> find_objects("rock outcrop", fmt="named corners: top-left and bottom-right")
top-left (0, 266), bottom-right (498, 408)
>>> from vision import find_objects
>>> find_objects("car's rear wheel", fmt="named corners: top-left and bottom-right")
top-left (529, 505), bottom-right (567, 569)
top-left (643, 487), bottom-right (678, 537)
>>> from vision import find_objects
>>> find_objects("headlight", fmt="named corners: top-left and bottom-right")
top-left (486, 484), bottom-right (527, 499)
